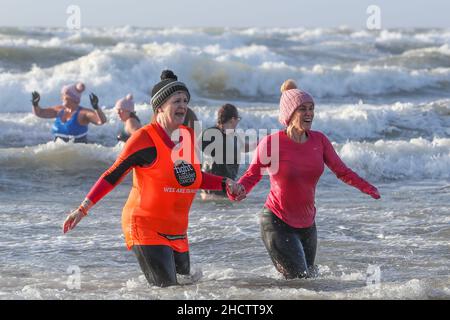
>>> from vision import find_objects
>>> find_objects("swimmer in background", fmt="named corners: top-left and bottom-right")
top-left (115, 94), bottom-right (142, 142)
top-left (201, 103), bottom-right (253, 199)
top-left (116, 96), bottom-right (191, 142)
top-left (31, 82), bottom-right (107, 143)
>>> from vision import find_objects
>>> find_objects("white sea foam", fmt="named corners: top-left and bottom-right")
top-left (1, 27), bottom-right (450, 112)
top-left (1, 100), bottom-right (448, 147)
top-left (0, 140), bottom-right (121, 169)
top-left (1, 27), bottom-right (449, 300)
top-left (335, 137), bottom-right (450, 180)
top-left (0, 133), bottom-right (447, 181)
top-left (1, 50), bottom-right (445, 108)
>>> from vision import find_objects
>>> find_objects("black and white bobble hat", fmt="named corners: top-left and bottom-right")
top-left (150, 70), bottom-right (190, 110)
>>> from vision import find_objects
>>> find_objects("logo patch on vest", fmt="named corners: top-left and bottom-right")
top-left (174, 160), bottom-right (196, 187)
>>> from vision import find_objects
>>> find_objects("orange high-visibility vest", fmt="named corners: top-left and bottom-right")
top-left (121, 123), bottom-right (202, 250)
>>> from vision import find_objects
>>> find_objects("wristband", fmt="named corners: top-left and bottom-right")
top-left (78, 205), bottom-right (88, 217)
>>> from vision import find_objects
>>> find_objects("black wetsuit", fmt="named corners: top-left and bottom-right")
top-left (116, 127), bottom-right (130, 143)
top-left (117, 114), bottom-right (141, 142)
top-left (133, 244), bottom-right (190, 287)
top-left (260, 207), bottom-right (318, 279)
top-left (202, 126), bottom-right (240, 196)
top-left (54, 136), bottom-right (88, 143)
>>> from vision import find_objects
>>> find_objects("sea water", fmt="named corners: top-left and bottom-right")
top-left (0, 26), bottom-right (449, 299)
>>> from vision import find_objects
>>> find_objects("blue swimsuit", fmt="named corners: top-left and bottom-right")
top-left (52, 107), bottom-right (88, 143)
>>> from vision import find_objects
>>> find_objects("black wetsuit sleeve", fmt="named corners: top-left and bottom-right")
top-left (201, 127), bottom-right (221, 155)
top-left (86, 129), bottom-right (157, 204)
top-left (103, 147), bottom-right (156, 186)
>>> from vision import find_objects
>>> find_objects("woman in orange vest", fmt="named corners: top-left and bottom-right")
top-left (62, 70), bottom-right (245, 287)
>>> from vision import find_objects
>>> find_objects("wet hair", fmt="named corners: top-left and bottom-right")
top-left (217, 103), bottom-right (239, 126)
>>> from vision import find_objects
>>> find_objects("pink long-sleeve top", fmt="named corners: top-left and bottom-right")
top-left (238, 130), bottom-right (376, 228)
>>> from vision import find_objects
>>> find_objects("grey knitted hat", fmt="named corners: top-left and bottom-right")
top-left (151, 70), bottom-right (190, 110)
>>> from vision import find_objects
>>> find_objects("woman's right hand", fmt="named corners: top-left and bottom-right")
top-left (89, 93), bottom-right (99, 110)
top-left (369, 187), bottom-right (381, 199)
top-left (63, 208), bottom-right (86, 234)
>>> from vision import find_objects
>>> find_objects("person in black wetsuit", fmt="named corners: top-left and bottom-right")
top-left (115, 94), bottom-right (142, 142)
top-left (201, 103), bottom-right (250, 199)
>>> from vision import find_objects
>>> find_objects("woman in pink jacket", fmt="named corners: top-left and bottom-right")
top-left (230, 80), bottom-right (381, 279)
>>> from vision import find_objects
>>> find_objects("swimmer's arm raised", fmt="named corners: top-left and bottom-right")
top-left (83, 93), bottom-right (107, 126)
top-left (31, 92), bottom-right (59, 118)
top-left (32, 105), bottom-right (59, 118)
top-left (84, 107), bottom-right (107, 125)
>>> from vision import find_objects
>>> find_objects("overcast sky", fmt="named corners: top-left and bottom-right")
top-left (0, 0), bottom-right (448, 29)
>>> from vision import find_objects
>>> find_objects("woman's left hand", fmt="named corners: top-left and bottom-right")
top-left (364, 185), bottom-right (381, 199)
top-left (226, 179), bottom-right (246, 201)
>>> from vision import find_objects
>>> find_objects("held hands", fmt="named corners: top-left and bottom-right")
top-left (225, 179), bottom-right (246, 201)
top-left (89, 92), bottom-right (99, 110)
top-left (62, 207), bottom-right (87, 234)
top-left (31, 91), bottom-right (40, 107)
